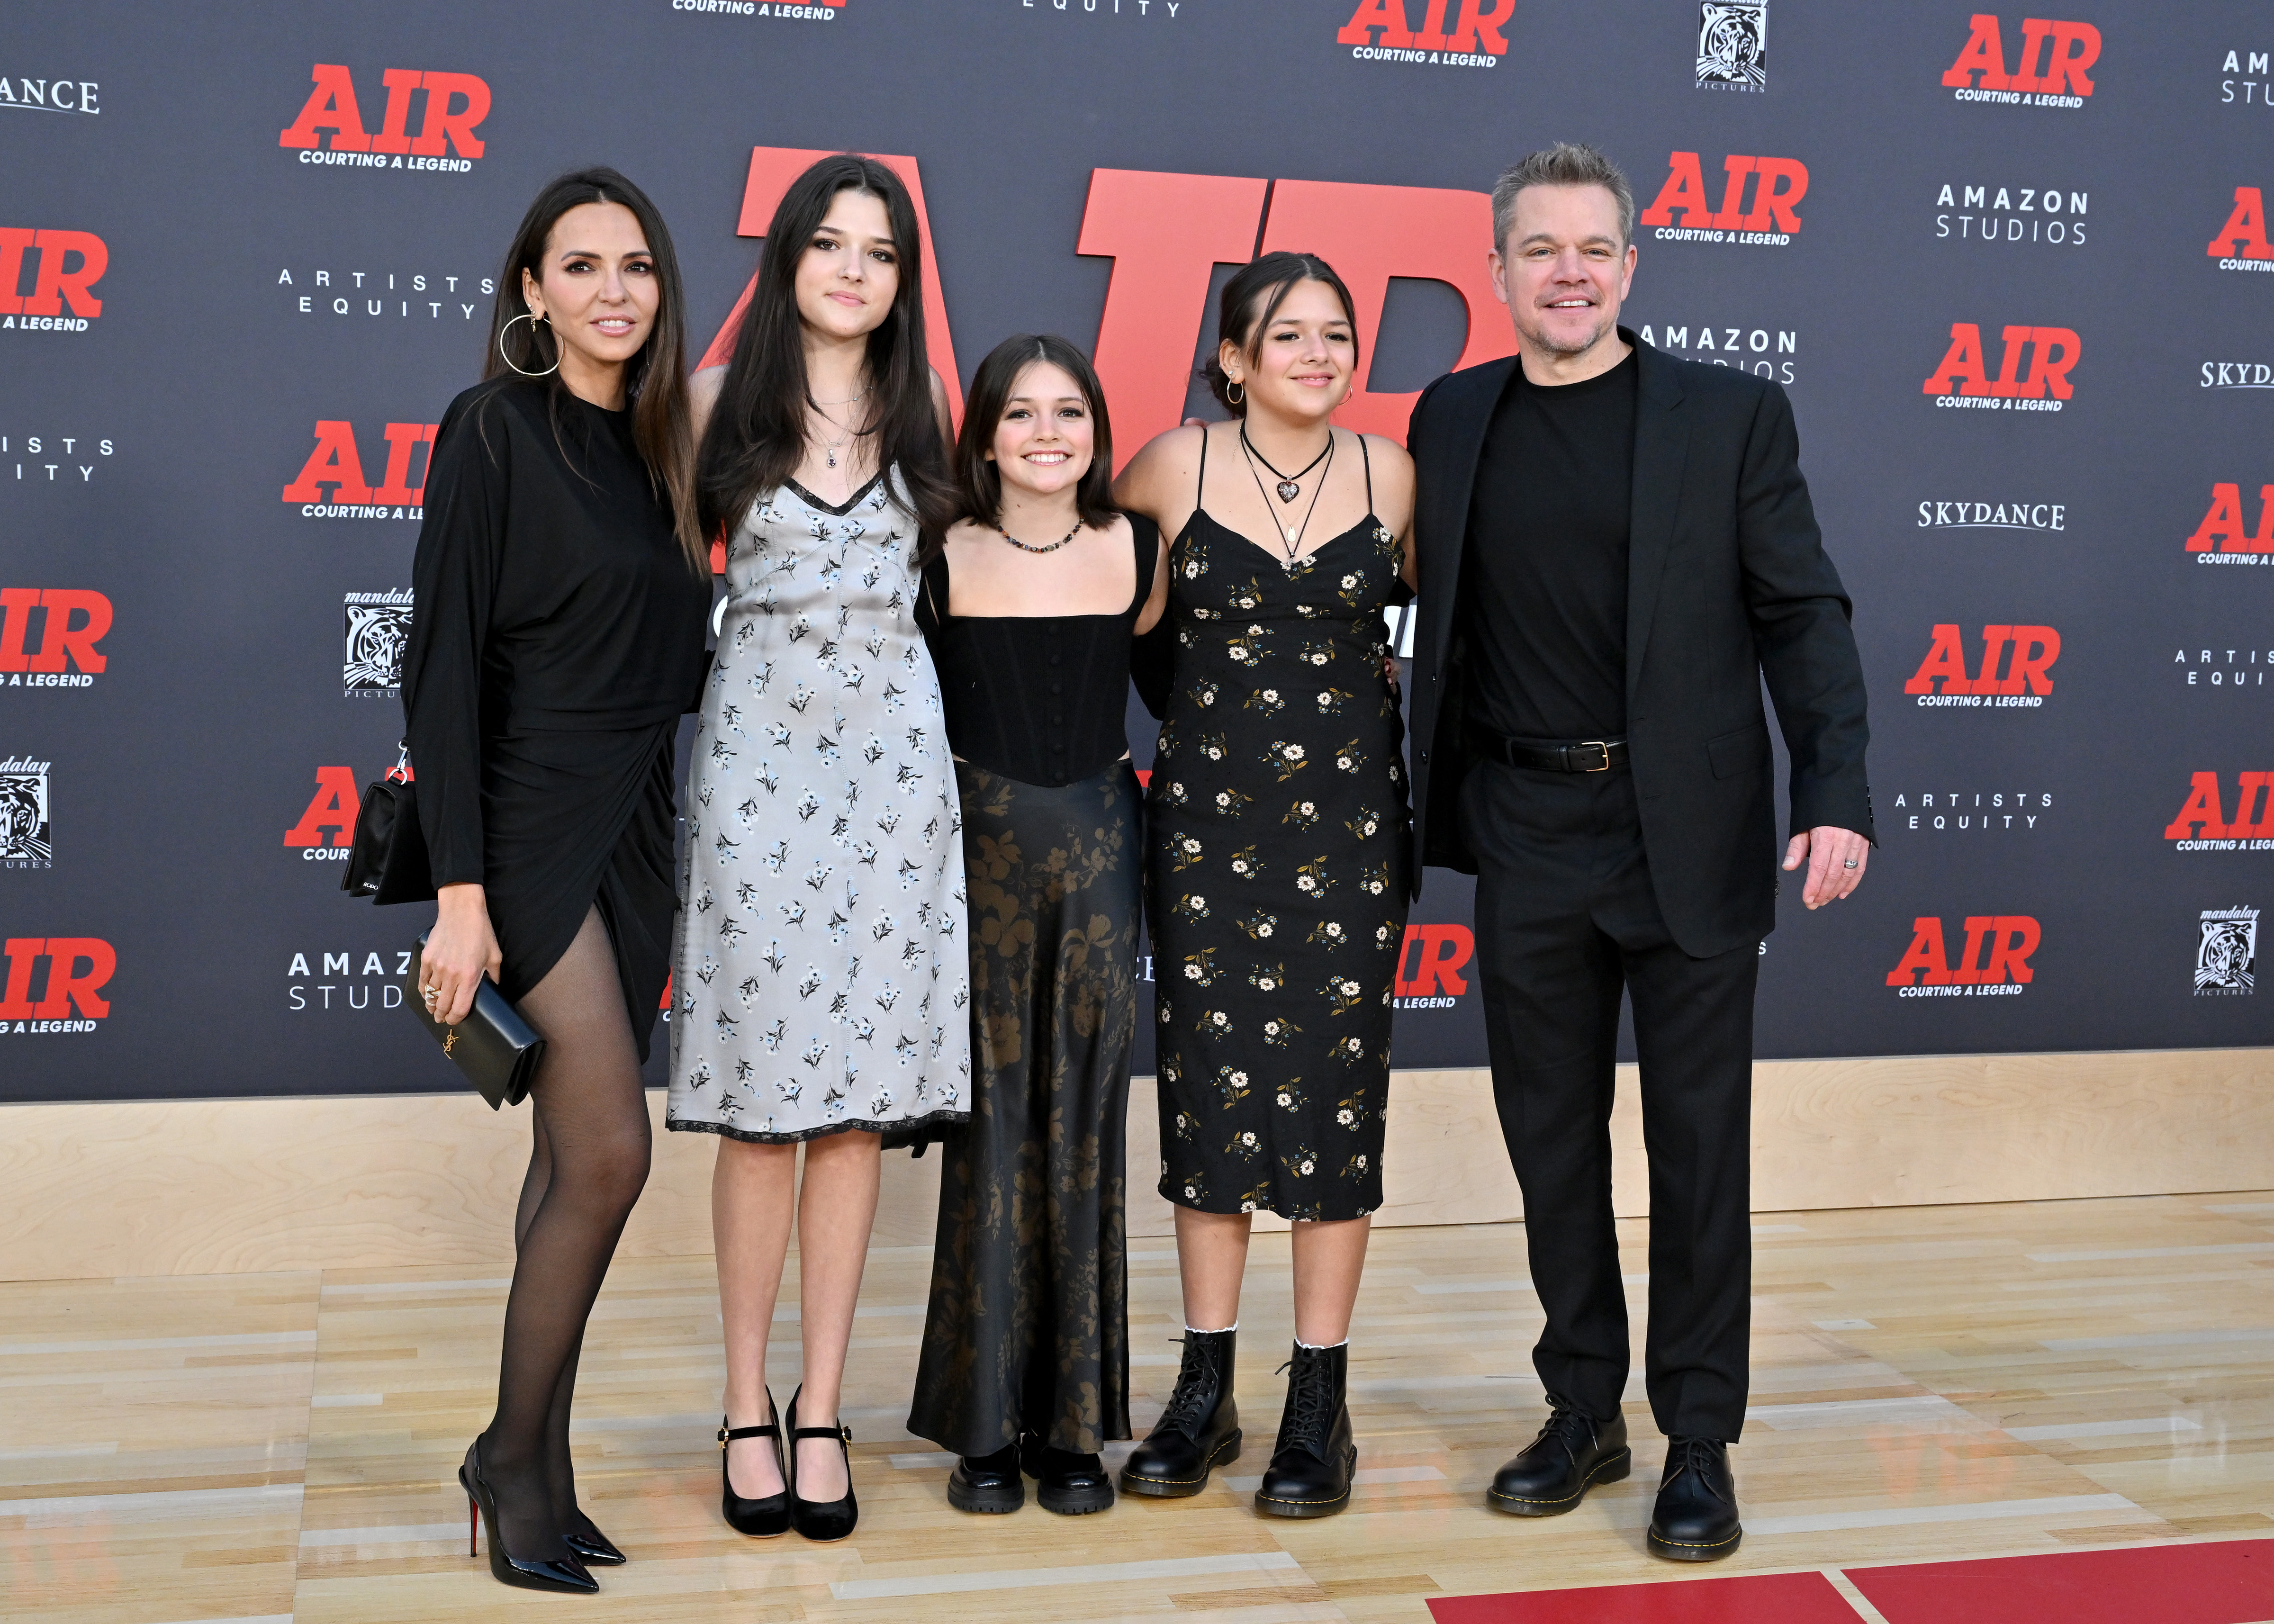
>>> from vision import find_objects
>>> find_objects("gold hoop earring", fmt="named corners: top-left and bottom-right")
top-left (498, 310), bottom-right (559, 378)
top-left (1225, 379), bottom-right (1244, 406)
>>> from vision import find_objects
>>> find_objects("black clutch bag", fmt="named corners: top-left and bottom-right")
top-left (341, 743), bottom-right (435, 905)
top-left (400, 936), bottom-right (546, 1110)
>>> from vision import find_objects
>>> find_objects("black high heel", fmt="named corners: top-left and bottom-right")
top-left (459, 1437), bottom-right (598, 1594)
top-left (719, 1383), bottom-right (791, 1537)
top-left (784, 1384), bottom-right (858, 1542)
top-left (563, 1517), bottom-right (626, 1566)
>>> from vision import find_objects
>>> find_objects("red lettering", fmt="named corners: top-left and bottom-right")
top-left (1447, 0), bottom-right (1514, 54)
top-left (2237, 773), bottom-right (2274, 838)
top-left (35, 938), bottom-right (114, 1019)
top-left (1411, 0), bottom-right (1453, 48)
top-left (1981, 917), bottom-right (2040, 984)
top-left (278, 63), bottom-right (371, 151)
top-left (0, 588), bottom-right (40, 672)
top-left (370, 67), bottom-right (423, 155)
top-left (1886, 918), bottom-right (1954, 986)
top-left (2166, 772), bottom-right (2229, 839)
top-left (283, 421), bottom-right (373, 505)
top-left (2021, 325), bottom-right (2081, 399)
top-left (2210, 188), bottom-right (2274, 260)
top-left (2008, 17), bottom-right (2055, 91)
top-left (1988, 324), bottom-right (2035, 397)
top-left (0, 226), bottom-right (34, 316)
top-left (1904, 625), bottom-right (1971, 694)
top-left (1257, 178), bottom-right (1516, 441)
top-left (1998, 626), bottom-right (2060, 695)
top-left (1640, 153), bottom-right (1715, 229)
top-left (2039, 20), bottom-right (2100, 96)
top-left (1742, 158), bottom-right (1808, 232)
top-left (411, 71), bottom-right (489, 159)
top-left (1942, 14), bottom-right (2011, 88)
top-left (1923, 323), bottom-right (1990, 396)
top-left (1082, 169), bottom-right (1270, 469)
top-left (1337, 0), bottom-right (1415, 46)
top-left (372, 422), bottom-right (439, 506)
top-left (1962, 625), bottom-right (2013, 693)
top-left (2188, 484), bottom-right (2247, 552)
top-left (25, 229), bottom-right (107, 318)
top-left (284, 767), bottom-right (362, 848)
top-left (0, 938), bottom-right (41, 1019)
top-left (1709, 155), bottom-right (1757, 230)
top-left (28, 590), bottom-right (111, 675)
top-left (1395, 924), bottom-right (1473, 996)
top-left (1953, 916), bottom-right (1998, 983)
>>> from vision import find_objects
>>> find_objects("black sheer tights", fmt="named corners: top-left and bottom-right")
top-left (482, 907), bottom-right (650, 1560)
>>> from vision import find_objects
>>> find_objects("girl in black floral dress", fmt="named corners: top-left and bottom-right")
top-left (1113, 253), bottom-right (1415, 1519)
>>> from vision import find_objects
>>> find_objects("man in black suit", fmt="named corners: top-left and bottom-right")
top-left (1405, 143), bottom-right (1872, 1561)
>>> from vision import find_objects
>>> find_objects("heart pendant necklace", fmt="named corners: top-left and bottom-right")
top-left (1241, 422), bottom-right (1332, 504)
top-left (1240, 427), bottom-right (1336, 568)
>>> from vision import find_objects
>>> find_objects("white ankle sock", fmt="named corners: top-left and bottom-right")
top-left (1185, 1322), bottom-right (1237, 1335)
top-left (1294, 1336), bottom-right (1347, 1351)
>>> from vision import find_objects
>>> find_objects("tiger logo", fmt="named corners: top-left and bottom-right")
top-left (343, 603), bottom-right (412, 693)
top-left (0, 774), bottom-right (51, 865)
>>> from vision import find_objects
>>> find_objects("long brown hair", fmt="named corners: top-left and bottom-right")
top-left (695, 154), bottom-right (956, 541)
top-left (485, 167), bottom-right (703, 568)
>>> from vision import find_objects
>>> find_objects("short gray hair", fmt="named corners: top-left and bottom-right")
top-left (1491, 143), bottom-right (1634, 252)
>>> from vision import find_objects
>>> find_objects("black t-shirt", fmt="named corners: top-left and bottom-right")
top-left (1460, 351), bottom-right (1638, 741)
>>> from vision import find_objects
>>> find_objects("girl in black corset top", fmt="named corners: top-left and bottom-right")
top-left (906, 334), bottom-right (1167, 1516)
top-left (1112, 254), bottom-right (1417, 1518)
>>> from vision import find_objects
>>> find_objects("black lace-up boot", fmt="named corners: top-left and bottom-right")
top-left (1488, 1394), bottom-right (1630, 1516)
top-left (1119, 1328), bottom-right (1241, 1498)
top-left (1253, 1341), bottom-right (1354, 1518)
top-left (1648, 1436), bottom-right (1741, 1561)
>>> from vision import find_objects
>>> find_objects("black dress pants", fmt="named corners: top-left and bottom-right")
top-left (1458, 757), bottom-right (1758, 1441)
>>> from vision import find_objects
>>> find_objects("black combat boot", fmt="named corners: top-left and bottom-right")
top-left (1119, 1327), bottom-right (1241, 1498)
top-left (1647, 1437), bottom-right (1742, 1561)
top-left (1487, 1394), bottom-right (1630, 1516)
top-left (1253, 1341), bottom-right (1355, 1518)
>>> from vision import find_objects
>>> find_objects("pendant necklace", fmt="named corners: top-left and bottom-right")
top-left (1241, 429), bottom-right (1336, 568)
top-left (807, 387), bottom-right (871, 470)
top-left (1240, 421), bottom-right (1332, 503)
top-left (996, 515), bottom-right (1081, 554)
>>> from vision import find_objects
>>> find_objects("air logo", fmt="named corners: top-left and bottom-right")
top-left (0, 589), bottom-right (110, 686)
top-left (1393, 922), bottom-right (1471, 1009)
top-left (2210, 187), bottom-right (2274, 274)
top-left (2165, 773), bottom-right (2274, 850)
top-left (1923, 323), bottom-right (2080, 410)
top-left (2186, 483), bottom-right (2274, 566)
top-left (1942, 14), bottom-right (2100, 107)
top-left (284, 420), bottom-right (436, 519)
top-left (1640, 153), bottom-right (1806, 245)
top-left (1336, 0), bottom-right (1515, 68)
top-left (345, 592), bottom-right (412, 697)
top-left (0, 937), bottom-right (114, 1030)
top-left (284, 767), bottom-right (363, 862)
top-left (279, 65), bottom-right (490, 173)
top-left (0, 758), bottom-right (50, 868)
top-left (1904, 624), bottom-right (2060, 707)
top-left (2196, 907), bottom-right (2257, 995)
top-left (0, 228), bottom-right (106, 331)
top-left (1886, 916), bottom-right (2039, 995)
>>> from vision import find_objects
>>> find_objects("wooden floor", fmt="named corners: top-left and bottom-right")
top-left (4, 1191), bottom-right (2271, 1623)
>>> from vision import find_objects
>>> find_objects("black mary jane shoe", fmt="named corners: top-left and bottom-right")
top-left (718, 1385), bottom-right (791, 1537)
top-left (1119, 1327), bottom-right (1242, 1498)
top-left (947, 1443), bottom-right (1024, 1514)
top-left (785, 1384), bottom-right (859, 1542)
top-left (1254, 1342), bottom-right (1357, 1519)
top-left (1647, 1436), bottom-right (1742, 1562)
top-left (563, 1516), bottom-right (627, 1565)
top-left (1488, 1394), bottom-right (1631, 1517)
top-left (459, 1438), bottom-right (599, 1595)
top-left (1022, 1434), bottom-right (1116, 1516)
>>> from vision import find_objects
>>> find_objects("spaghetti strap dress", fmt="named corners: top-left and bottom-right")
top-left (401, 376), bottom-right (711, 1056)
top-left (1147, 429), bottom-right (1410, 1220)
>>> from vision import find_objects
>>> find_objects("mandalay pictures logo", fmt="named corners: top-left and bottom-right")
top-left (0, 228), bottom-right (106, 333)
top-left (0, 937), bottom-right (114, 1032)
top-left (1904, 624), bottom-right (2060, 709)
top-left (1886, 914), bottom-right (2040, 996)
top-left (1923, 323), bottom-right (2080, 411)
top-left (2165, 775), bottom-right (2274, 852)
top-left (0, 758), bottom-right (51, 868)
top-left (1640, 153), bottom-right (1806, 247)
top-left (1942, 14), bottom-right (2100, 109)
top-left (2186, 483), bottom-right (2274, 567)
top-left (2210, 188), bottom-right (2274, 274)
top-left (345, 592), bottom-right (412, 698)
top-left (1336, 0), bottom-right (1513, 69)
top-left (1696, 2), bottom-right (1766, 92)
top-left (284, 420), bottom-right (436, 520)
top-left (279, 65), bottom-right (490, 174)
top-left (2196, 907), bottom-right (2258, 994)
top-left (1935, 181), bottom-right (2087, 248)
top-left (0, 590), bottom-right (110, 687)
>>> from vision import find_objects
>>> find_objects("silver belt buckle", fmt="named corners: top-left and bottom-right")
top-left (1576, 740), bottom-right (1612, 772)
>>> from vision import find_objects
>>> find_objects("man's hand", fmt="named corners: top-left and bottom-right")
top-left (1783, 826), bottom-right (1869, 909)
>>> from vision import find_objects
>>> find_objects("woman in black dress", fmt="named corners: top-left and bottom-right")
top-left (1112, 254), bottom-right (1416, 1518)
top-left (402, 169), bottom-right (709, 1593)
top-left (907, 335), bottom-right (1166, 1516)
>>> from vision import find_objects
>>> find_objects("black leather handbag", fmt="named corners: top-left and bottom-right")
top-left (340, 743), bottom-right (435, 905)
top-left (401, 937), bottom-right (547, 1110)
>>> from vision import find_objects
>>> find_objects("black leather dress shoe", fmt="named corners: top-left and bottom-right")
top-left (1253, 1342), bottom-right (1355, 1519)
top-left (947, 1444), bottom-right (1023, 1514)
top-left (1022, 1436), bottom-right (1115, 1516)
top-left (1648, 1436), bottom-right (1741, 1561)
top-left (1121, 1327), bottom-right (1242, 1498)
top-left (1488, 1395), bottom-right (1630, 1516)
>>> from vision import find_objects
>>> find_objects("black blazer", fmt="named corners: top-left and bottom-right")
top-left (1404, 331), bottom-right (1872, 958)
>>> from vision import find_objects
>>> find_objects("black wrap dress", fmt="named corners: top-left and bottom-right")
top-left (401, 377), bottom-right (711, 1058)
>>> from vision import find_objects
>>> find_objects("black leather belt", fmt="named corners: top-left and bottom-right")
top-left (1468, 727), bottom-right (1628, 774)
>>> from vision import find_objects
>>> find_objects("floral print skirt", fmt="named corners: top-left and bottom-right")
top-left (906, 759), bottom-right (1138, 1456)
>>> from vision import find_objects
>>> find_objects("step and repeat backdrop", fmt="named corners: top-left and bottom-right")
top-left (4, 0), bottom-right (2268, 1102)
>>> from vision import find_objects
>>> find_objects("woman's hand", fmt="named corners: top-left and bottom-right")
top-left (421, 882), bottom-right (502, 1026)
